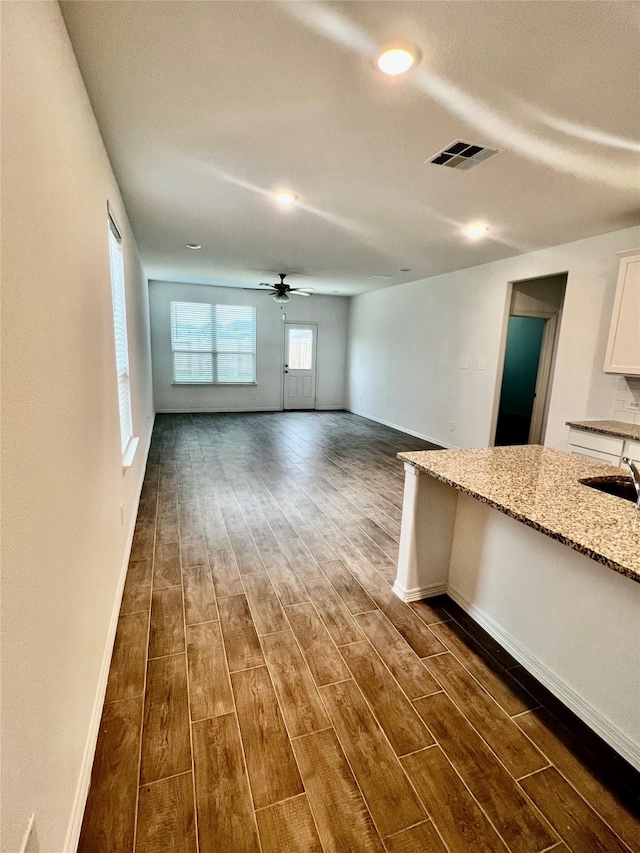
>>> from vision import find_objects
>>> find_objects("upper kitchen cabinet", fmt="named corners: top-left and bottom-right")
top-left (604, 250), bottom-right (640, 375)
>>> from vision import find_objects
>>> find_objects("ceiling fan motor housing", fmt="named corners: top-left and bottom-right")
top-left (259, 273), bottom-right (313, 298)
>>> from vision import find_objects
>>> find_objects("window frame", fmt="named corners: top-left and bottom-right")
top-left (108, 207), bottom-right (138, 467)
top-left (170, 301), bottom-right (257, 386)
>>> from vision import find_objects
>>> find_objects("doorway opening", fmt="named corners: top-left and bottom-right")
top-left (283, 323), bottom-right (317, 410)
top-left (494, 273), bottom-right (567, 446)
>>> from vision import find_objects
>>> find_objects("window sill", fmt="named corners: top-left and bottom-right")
top-left (171, 382), bottom-right (258, 387)
top-left (122, 436), bottom-right (140, 470)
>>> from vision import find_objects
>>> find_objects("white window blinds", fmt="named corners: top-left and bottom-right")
top-left (170, 302), bottom-right (256, 384)
top-left (108, 215), bottom-right (134, 453)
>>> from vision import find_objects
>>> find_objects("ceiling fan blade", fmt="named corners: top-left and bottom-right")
top-left (259, 282), bottom-right (275, 287)
top-left (290, 288), bottom-right (314, 296)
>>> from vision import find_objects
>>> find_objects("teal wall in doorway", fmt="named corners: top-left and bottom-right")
top-left (499, 316), bottom-right (546, 417)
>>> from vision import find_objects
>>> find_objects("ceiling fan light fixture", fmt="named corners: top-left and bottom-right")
top-left (186, 243), bottom-right (201, 250)
top-left (273, 292), bottom-right (290, 304)
top-left (375, 47), bottom-right (416, 75)
top-left (273, 191), bottom-right (298, 206)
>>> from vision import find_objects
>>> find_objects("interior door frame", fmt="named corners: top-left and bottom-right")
top-left (525, 312), bottom-right (557, 444)
top-left (282, 321), bottom-right (318, 410)
top-left (490, 276), bottom-right (565, 447)
top-left (493, 308), bottom-right (558, 446)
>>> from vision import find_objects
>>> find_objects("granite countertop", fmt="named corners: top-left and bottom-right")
top-left (566, 419), bottom-right (640, 442)
top-left (398, 445), bottom-right (640, 583)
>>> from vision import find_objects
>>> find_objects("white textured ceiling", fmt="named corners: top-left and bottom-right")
top-left (60, 1), bottom-right (640, 295)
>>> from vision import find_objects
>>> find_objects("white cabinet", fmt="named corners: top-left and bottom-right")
top-left (568, 428), bottom-right (640, 468)
top-left (624, 440), bottom-right (640, 463)
top-left (604, 250), bottom-right (640, 375)
top-left (568, 428), bottom-right (623, 467)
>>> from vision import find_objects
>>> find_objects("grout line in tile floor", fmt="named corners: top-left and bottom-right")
top-left (511, 705), bottom-right (543, 718)
top-left (517, 765), bottom-right (554, 782)
top-left (138, 768), bottom-right (193, 788)
top-left (147, 650), bottom-right (186, 662)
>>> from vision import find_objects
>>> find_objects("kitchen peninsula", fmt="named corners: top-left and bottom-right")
top-left (394, 445), bottom-right (640, 769)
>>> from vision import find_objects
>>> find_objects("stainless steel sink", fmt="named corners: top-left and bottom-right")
top-left (580, 476), bottom-right (638, 504)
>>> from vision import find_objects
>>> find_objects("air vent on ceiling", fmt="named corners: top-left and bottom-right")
top-left (428, 140), bottom-right (498, 171)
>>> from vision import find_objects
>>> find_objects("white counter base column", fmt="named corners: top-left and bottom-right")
top-left (393, 463), bottom-right (458, 602)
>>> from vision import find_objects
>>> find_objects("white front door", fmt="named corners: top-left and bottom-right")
top-left (283, 324), bottom-right (317, 410)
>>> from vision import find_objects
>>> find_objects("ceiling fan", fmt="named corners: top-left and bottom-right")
top-left (259, 274), bottom-right (314, 303)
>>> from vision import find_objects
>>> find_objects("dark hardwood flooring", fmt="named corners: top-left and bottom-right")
top-left (79, 411), bottom-right (640, 853)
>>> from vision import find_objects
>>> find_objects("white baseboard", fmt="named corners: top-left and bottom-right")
top-left (63, 415), bottom-right (155, 853)
top-left (392, 580), bottom-right (448, 602)
top-left (155, 405), bottom-right (347, 414)
top-left (155, 405), bottom-right (282, 413)
top-left (447, 586), bottom-right (640, 771)
top-left (347, 408), bottom-right (453, 449)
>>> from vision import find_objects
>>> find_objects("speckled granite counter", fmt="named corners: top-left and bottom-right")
top-left (398, 445), bottom-right (640, 582)
top-left (566, 419), bottom-right (640, 441)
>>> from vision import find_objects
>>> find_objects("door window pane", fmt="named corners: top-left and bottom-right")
top-left (288, 328), bottom-right (313, 370)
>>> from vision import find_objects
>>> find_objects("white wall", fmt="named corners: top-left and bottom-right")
top-left (150, 280), bottom-right (349, 412)
top-left (1, 4), bottom-right (154, 852)
top-left (348, 226), bottom-right (640, 450)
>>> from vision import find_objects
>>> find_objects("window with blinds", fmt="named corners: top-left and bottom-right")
top-left (170, 301), bottom-right (257, 384)
top-left (108, 214), bottom-right (134, 454)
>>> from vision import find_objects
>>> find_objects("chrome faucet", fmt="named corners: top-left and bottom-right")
top-left (622, 457), bottom-right (640, 509)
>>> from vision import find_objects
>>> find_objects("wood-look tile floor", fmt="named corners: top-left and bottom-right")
top-left (79, 412), bottom-right (640, 853)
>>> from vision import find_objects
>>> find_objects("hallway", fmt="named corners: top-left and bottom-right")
top-left (79, 412), bottom-right (639, 853)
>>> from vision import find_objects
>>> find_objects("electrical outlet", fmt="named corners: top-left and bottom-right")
top-left (624, 400), bottom-right (640, 412)
top-left (449, 421), bottom-right (455, 431)
top-left (250, 391), bottom-right (256, 399)
top-left (459, 360), bottom-right (469, 369)
top-left (478, 359), bottom-right (487, 370)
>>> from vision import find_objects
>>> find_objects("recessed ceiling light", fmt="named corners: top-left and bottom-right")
top-left (186, 243), bottom-right (201, 250)
top-left (376, 47), bottom-right (416, 76)
top-left (464, 224), bottom-right (490, 241)
top-left (273, 191), bottom-right (298, 206)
